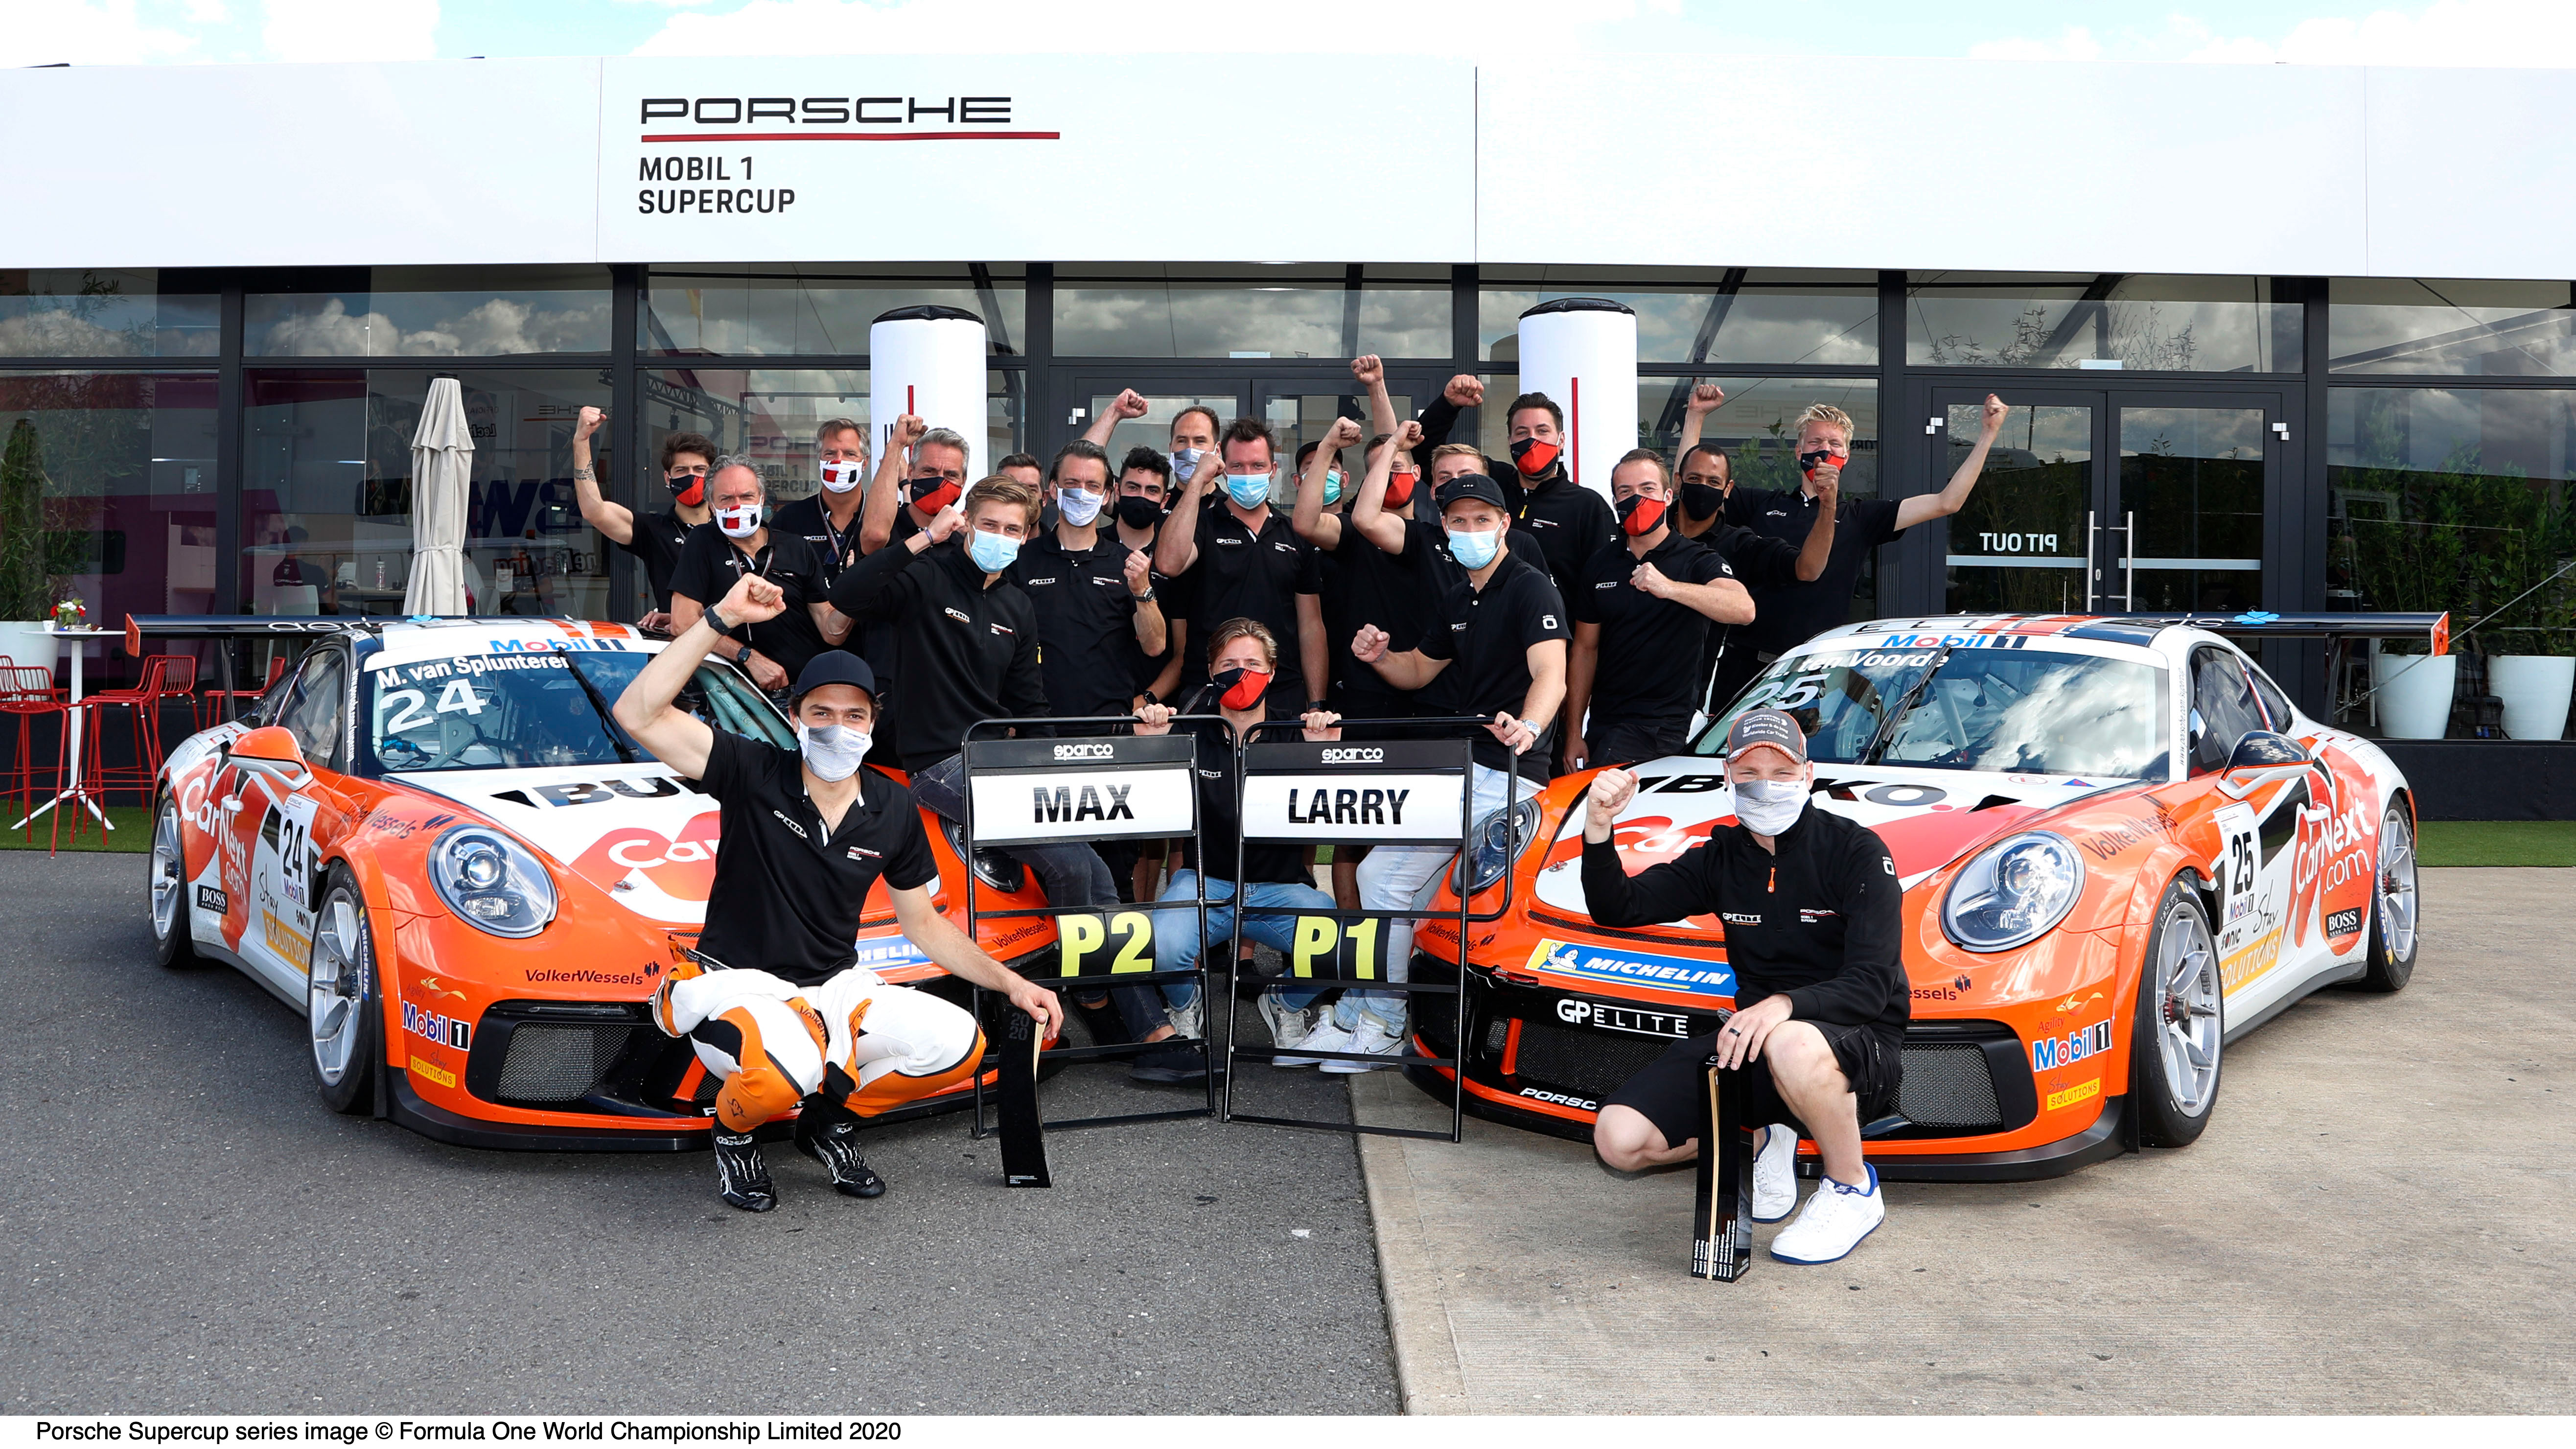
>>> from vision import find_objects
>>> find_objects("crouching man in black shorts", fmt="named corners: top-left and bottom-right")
top-left (1582, 707), bottom-right (1908, 1264)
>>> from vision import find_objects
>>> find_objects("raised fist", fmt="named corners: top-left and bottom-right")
top-left (575, 405), bottom-right (606, 442)
top-left (1324, 416), bottom-right (1364, 450)
top-left (1122, 546), bottom-right (1153, 595)
top-left (1586, 766), bottom-right (1639, 836)
top-left (892, 414), bottom-right (928, 448)
top-left (1396, 419), bottom-right (1425, 449)
top-left (720, 572), bottom-right (789, 625)
top-left (1629, 561), bottom-right (1672, 598)
top-left (1351, 624), bottom-right (1391, 663)
top-left (1112, 389), bottom-right (1150, 421)
top-left (924, 502), bottom-right (968, 543)
top-left (1980, 393), bottom-right (2008, 434)
top-left (1350, 355), bottom-right (1385, 387)
top-left (1443, 375), bottom-right (1485, 409)
top-left (1685, 383), bottom-right (1726, 417)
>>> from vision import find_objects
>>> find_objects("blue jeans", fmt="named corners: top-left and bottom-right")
top-left (1152, 872), bottom-right (1334, 1015)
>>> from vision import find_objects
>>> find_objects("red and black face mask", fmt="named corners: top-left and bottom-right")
top-left (1510, 436), bottom-right (1561, 477)
top-left (908, 473), bottom-right (962, 514)
top-left (1616, 492), bottom-right (1668, 537)
top-left (667, 474), bottom-right (707, 508)
top-left (1799, 447), bottom-right (1846, 482)
top-left (1213, 665), bottom-right (1273, 711)
top-left (1384, 469), bottom-right (1418, 510)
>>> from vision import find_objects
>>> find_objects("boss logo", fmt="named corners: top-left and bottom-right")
top-left (1319, 748), bottom-right (1384, 764)
top-left (1053, 743), bottom-right (1116, 761)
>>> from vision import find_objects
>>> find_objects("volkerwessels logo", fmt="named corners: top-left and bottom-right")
top-left (1053, 743), bottom-right (1115, 761)
top-left (1319, 748), bottom-right (1384, 764)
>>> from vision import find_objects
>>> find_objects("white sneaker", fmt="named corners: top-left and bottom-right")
top-left (1275, 1017), bottom-right (1351, 1069)
top-left (1165, 996), bottom-right (1203, 1041)
top-left (1768, 1164), bottom-right (1885, 1264)
top-left (1320, 1019), bottom-right (1405, 1074)
top-left (1753, 1123), bottom-right (1799, 1223)
top-left (1258, 994), bottom-right (1311, 1058)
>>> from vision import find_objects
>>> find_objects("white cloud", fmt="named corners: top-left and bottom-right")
top-left (1966, 25), bottom-right (2103, 63)
top-left (0, 0), bottom-right (197, 66)
top-left (1973, 1), bottom-right (2576, 68)
top-left (260, 0), bottom-right (438, 63)
top-left (183, 0), bottom-right (229, 22)
top-left (632, 0), bottom-right (1656, 58)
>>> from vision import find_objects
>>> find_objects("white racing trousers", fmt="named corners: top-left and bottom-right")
top-left (651, 965), bottom-right (984, 1134)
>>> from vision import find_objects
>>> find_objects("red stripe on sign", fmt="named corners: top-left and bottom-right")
top-left (640, 131), bottom-right (1061, 142)
top-left (1570, 374), bottom-right (1582, 486)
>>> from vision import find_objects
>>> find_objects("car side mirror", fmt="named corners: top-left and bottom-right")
top-left (228, 724), bottom-right (312, 784)
top-left (2223, 729), bottom-right (2313, 777)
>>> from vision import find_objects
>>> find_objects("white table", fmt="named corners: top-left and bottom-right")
top-left (11, 624), bottom-right (122, 834)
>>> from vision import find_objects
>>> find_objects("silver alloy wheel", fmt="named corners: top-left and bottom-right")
top-left (308, 891), bottom-right (369, 1086)
top-left (2155, 898), bottom-right (2223, 1114)
top-left (2377, 805), bottom-right (2419, 961)
top-left (150, 803), bottom-right (185, 941)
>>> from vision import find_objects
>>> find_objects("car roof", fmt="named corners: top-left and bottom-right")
top-left (1807, 613), bottom-right (2191, 655)
top-left (360, 617), bottom-right (658, 671)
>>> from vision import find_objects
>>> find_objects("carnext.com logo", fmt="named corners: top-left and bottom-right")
top-left (1524, 938), bottom-right (1735, 999)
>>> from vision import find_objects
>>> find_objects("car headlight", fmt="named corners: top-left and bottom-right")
top-left (1451, 797), bottom-right (1543, 897)
top-left (429, 825), bottom-right (557, 938)
top-left (942, 820), bottom-right (1027, 892)
top-left (1941, 831), bottom-right (2085, 953)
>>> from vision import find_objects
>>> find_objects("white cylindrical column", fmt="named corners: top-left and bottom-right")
top-left (1514, 298), bottom-right (1638, 500)
top-left (868, 305), bottom-right (990, 482)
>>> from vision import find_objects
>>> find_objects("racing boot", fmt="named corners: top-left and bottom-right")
top-left (711, 1126), bottom-right (777, 1213)
top-left (793, 1098), bottom-right (887, 1199)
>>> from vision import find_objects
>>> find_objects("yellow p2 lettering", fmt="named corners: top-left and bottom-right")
top-left (1058, 913), bottom-right (1106, 977)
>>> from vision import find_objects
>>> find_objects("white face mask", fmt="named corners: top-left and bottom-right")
top-left (819, 457), bottom-right (865, 494)
top-left (715, 503), bottom-right (762, 539)
top-left (1055, 487), bottom-right (1105, 527)
top-left (1732, 776), bottom-right (1809, 836)
top-left (797, 723), bottom-right (870, 782)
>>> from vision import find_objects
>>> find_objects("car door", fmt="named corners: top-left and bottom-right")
top-left (2190, 646), bottom-right (2306, 1018)
top-left (237, 647), bottom-right (345, 991)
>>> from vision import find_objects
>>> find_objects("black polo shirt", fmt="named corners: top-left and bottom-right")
top-left (1173, 717), bottom-right (1306, 886)
top-left (1392, 517), bottom-right (1549, 719)
top-left (1172, 504), bottom-right (1323, 701)
top-left (694, 731), bottom-right (939, 987)
top-left (616, 508), bottom-right (696, 613)
top-left (667, 526), bottom-right (832, 683)
top-left (1416, 551), bottom-right (1571, 781)
top-left (1321, 522), bottom-right (1425, 719)
top-left (1512, 471), bottom-right (1619, 605)
top-left (1112, 526), bottom-right (1183, 695)
top-left (772, 494), bottom-right (866, 588)
top-left (1574, 531), bottom-right (1737, 730)
top-left (1725, 486), bottom-right (1905, 656)
top-left (1008, 527), bottom-right (1151, 722)
top-left (832, 535), bottom-right (1048, 772)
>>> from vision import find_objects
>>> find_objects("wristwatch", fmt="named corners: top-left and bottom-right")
top-left (1132, 585), bottom-right (1157, 602)
top-left (1139, 691), bottom-right (1160, 707)
top-left (1307, 699), bottom-right (1330, 713)
top-left (706, 604), bottom-right (736, 633)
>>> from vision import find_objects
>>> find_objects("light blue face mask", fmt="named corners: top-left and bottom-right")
top-left (968, 528), bottom-right (1022, 573)
top-left (1446, 526), bottom-right (1500, 570)
top-left (1321, 468), bottom-right (1345, 507)
top-left (1225, 470), bottom-right (1273, 509)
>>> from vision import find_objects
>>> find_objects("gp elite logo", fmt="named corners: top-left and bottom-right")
top-left (2031, 1018), bottom-right (2113, 1072)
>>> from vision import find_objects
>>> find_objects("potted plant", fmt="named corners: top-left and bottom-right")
top-left (0, 417), bottom-right (60, 679)
top-left (2345, 442), bottom-right (2471, 739)
top-left (2484, 484), bottom-right (2576, 741)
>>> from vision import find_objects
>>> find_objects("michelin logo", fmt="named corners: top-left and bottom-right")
top-left (1527, 938), bottom-right (1736, 999)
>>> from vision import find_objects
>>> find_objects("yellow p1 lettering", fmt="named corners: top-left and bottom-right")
top-left (1292, 916), bottom-right (1338, 979)
top-left (1059, 912), bottom-right (1105, 977)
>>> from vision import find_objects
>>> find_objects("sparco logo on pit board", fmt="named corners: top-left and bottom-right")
top-left (1053, 743), bottom-right (1115, 761)
top-left (1319, 748), bottom-right (1385, 764)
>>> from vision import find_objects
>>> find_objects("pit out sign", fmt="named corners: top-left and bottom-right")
top-left (1976, 531), bottom-right (2061, 554)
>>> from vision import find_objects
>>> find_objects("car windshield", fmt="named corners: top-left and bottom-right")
top-left (362, 649), bottom-right (794, 773)
top-left (1699, 645), bottom-right (2167, 781)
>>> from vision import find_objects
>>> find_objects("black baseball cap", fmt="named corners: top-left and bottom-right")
top-left (789, 650), bottom-right (878, 703)
top-left (1724, 707), bottom-right (1808, 765)
top-left (1434, 473), bottom-right (1508, 513)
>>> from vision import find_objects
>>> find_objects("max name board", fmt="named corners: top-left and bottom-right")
top-left (969, 766), bottom-right (1194, 843)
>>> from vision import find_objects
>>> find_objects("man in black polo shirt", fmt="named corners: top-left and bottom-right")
top-left (770, 417), bottom-right (870, 589)
top-left (572, 409), bottom-right (712, 634)
top-left (1564, 449), bottom-right (1755, 769)
top-left (1152, 417), bottom-right (1325, 719)
top-left (1009, 440), bottom-right (1166, 724)
top-left (1584, 708), bottom-right (1905, 1264)
top-left (1501, 391), bottom-right (1619, 608)
top-left (1708, 395), bottom-right (2008, 709)
top-left (614, 578), bottom-right (1063, 1213)
top-left (857, 416), bottom-right (972, 558)
top-left (1333, 473), bottom-right (1569, 1068)
top-left (667, 460), bottom-right (848, 698)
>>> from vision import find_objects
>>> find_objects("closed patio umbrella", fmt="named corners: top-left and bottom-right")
top-left (403, 375), bottom-right (473, 616)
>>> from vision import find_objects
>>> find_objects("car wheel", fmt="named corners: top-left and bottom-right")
top-left (2131, 878), bottom-right (2223, 1149)
top-left (148, 795), bottom-right (201, 970)
top-left (2353, 802), bottom-right (2418, 994)
top-left (307, 867), bottom-right (381, 1115)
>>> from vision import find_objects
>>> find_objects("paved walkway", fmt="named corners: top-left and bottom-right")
top-left (1352, 867), bottom-right (2576, 1413)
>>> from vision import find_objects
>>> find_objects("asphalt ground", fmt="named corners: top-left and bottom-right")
top-left (0, 852), bottom-right (1399, 1415)
top-left (1351, 866), bottom-right (2576, 1413)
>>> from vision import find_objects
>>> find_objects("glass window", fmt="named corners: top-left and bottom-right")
top-left (0, 269), bottom-right (217, 358)
top-left (2329, 278), bottom-right (2576, 376)
top-left (247, 267), bottom-right (613, 357)
top-left (1481, 268), bottom-right (1876, 366)
top-left (278, 648), bottom-right (349, 771)
top-left (242, 369), bottom-right (613, 620)
top-left (1054, 265), bottom-right (1450, 359)
top-left (2190, 649), bottom-right (2266, 772)
top-left (0, 372), bottom-right (220, 689)
top-left (2327, 386), bottom-right (2576, 659)
top-left (1631, 375), bottom-right (1880, 498)
top-left (643, 368), bottom-right (1021, 509)
top-left (1907, 273), bottom-right (2299, 373)
top-left (645, 265), bottom-right (1025, 357)
top-left (363, 649), bottom-right (789, 774)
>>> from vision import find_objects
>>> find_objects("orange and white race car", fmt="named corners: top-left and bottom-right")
top-left (138, 615), bottom-right (1058, 1150)
top-left (1406, 611), bottom-right (2434, 1180)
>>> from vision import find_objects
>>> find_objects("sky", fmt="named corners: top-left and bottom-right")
top-left (4, 0), bottom-right (2576, 69)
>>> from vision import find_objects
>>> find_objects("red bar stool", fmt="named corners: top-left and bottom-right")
top-left (200, 654), bottom-right (286, 729)
top-left (1, 663), bottom-right (70, 841)
top-left (82, 654), bottom-right (194, 808)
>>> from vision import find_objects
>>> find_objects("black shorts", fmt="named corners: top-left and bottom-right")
top-left (1590, 716), bottom-right (1692, 766)
top-left (1604, 1018), bottom-right (1902, 1148)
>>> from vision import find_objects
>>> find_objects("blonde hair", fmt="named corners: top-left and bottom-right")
top-left (960, 474), bottom-right (1042, 530)
top-left (1430, 442), bottom-right (1485, 464)
top-left (1206, 617), bottom-right (1279, 672)
top-left (1793, 403), bottom-right (1855, 444)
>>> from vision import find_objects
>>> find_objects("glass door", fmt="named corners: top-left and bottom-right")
top-left (1257, 374), bottom-right (1433, 489)
top-left (1936, 387), bottom-right (2284, 615)
top-left (1060, 374), bottom-right (1251, 466)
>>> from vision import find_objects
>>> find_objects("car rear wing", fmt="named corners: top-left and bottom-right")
top-left (2108, 611), bottom-right (2451, 657)
top-left (122, 613), bottom-right (376, 655)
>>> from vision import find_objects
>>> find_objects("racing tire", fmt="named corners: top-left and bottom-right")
top-left (2131, 878), bottom-right (2223, 1149)
top-left (2352, 801), bottom-right (2419, 994)
top-left (148, 795), bottom-right (202, 970)
top-left (306, 865), bottom-right (382, 1115)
